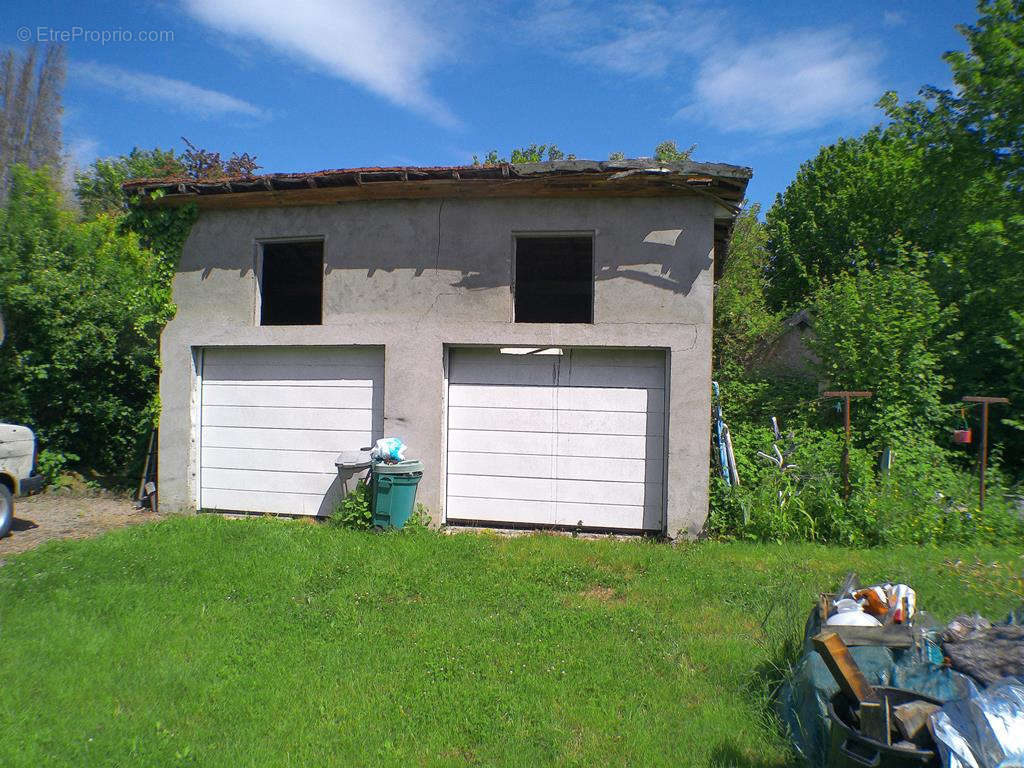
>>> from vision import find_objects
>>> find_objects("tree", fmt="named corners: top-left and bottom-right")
top-left (809, 262), bottom-right (956, 448)
top-left (75, 139), bottom-right (261, 216)
top-left (764, 0), bottom-right (1024, 467)
top-left (0, 166), bottom-right (174, 478)
top-left (75, 147), bottom-right (183, 217)
top-left (712, 203), bottom-right (779, 371)
top-left (0, 44), bottom-right (65, 201)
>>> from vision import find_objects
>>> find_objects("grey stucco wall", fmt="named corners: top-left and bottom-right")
top-left (159, 195), bottom-right (716, 537)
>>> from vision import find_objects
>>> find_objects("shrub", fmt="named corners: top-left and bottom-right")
top-left (0, 167), bottom-right (175, 484)
top-left (330, 481), bottom-right (372, 530)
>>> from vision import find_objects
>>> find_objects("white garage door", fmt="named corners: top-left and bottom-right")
top-left (446, 347), bottom-right (665, 531)
top-left (199, 346), bottom-right (383, 515)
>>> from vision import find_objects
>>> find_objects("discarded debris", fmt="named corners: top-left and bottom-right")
top-left (779, 573), bottom-right (1024, 768)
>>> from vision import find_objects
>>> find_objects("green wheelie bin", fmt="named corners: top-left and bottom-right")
top-left (370, 460), bottom-right (424, 529)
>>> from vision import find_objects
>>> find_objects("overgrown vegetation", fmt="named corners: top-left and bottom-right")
top-left (1, 515), bottom-right (1020, 766)
top-left (0, 167), bottom-right (174, 480)
top-left (711, 0), bottom-right (1024, 545)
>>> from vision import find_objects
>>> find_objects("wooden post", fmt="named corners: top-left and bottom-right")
top-left (962, 396), bottom-right (1009, 510)
top-left (824, 391), bottom-right (872, 500)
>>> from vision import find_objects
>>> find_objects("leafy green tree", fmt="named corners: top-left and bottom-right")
top-left (712, 203), bottom-right (780, 371)
top-left (809, 261), bottom-right (956, 447)
top-left (0, 166), bottom-right (174, 479)
top-left (75, 147), bottom-right (183, 217)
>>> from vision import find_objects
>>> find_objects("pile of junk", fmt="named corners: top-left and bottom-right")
top-left (778, 574), bottom-right (1024, 767)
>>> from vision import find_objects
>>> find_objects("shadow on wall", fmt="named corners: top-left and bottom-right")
top-left (189, 203), bottom-right (710, 298)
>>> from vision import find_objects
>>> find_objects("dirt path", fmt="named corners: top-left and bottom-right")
top-left (0, 492), bottom-right (163, 564)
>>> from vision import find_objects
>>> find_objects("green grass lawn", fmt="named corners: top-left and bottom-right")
top-left (1, 516), bottom-right (1021, 767)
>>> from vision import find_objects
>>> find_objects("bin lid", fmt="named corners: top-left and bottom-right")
top-left (373, 459), bottom-right (424, 475)
top-left (335, 449), bottom-right (373, 469)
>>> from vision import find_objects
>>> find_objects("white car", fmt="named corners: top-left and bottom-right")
top-left (0, 423), bottom-right (44, 538)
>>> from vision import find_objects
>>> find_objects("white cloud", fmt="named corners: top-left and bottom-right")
top-left (679, 30), bottom-right (882, 134)
top-left (181, 0), bottom-right (459, 128)
top-left (527, 0), bottom-right (718, 77)
top-left (524, 2), bottom-right (883, 136)
top-left (883, 10), bottom-right (907, 28)
top-left (76, 61), bottom-right (266, 119)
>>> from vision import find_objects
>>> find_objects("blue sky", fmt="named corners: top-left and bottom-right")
top-left (11, 0), bottom-right (977, 207)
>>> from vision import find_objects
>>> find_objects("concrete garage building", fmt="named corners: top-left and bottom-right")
top-left (136, 159), bottom-right (751, 537)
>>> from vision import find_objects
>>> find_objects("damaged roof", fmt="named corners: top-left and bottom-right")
top-left (124, 158), bottom-right (752, 267)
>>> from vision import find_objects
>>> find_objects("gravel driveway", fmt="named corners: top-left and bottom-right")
top-left (0, 492), bottom-right (163, 564)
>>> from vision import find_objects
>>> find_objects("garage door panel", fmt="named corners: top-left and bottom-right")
top-left (202, 384), bottom-right (376, 410)
top-left (447, 451), bottom-right (552, 478)
top-left (202, 366), bottom-right (381, 388)
top-left (554, 501), bottom-right (658, 529)
top-left (565, 348), bottom-right (665, 367)
top-left (446, 429), bottom-right (554, 456)
top-left (203, 426), bottom-right (374, 452)
top-left (201, 488), bottom-right (336, 516)
top-left (447, 474), bottom-right (555, 502)
top-left (556, 455), bottom-right (663, 484)
top-left (202, 405), bottom-right (379, 432)
top-left (202, 467), bottom-right (337, 495)
top-left (446, 496), bottom-right (554, 525)
top-left (556, 479), bottom-right (662, 507)
top-left (557, 387), bottom-right (664, 413)
top-left (450, 363), bottom-right (557, 386)
top-left (448, 406), bottom-right (556, 433)
top-left (204, 345), bottom-right (383, 368)
top-left (200, 346), bottom-right (382, 516)
top-left (562, 364), bottom-right (664, 389)
top-left (448, 384), bottom-right (556, 409)
top-left (556, 433), bottom-right (662, 460)
top-left (556, 409), bottom-right (663, 437)
top-left (445, 347), bottom-right (665, 531)
top-left (201, 447), bottom-right (341, 475)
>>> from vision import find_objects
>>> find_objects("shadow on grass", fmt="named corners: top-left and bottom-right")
top-left (723, 600), bottom-right (810, 768)
top-left (709, 740), bottom-right (802, 768)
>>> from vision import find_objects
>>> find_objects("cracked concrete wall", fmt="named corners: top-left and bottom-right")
top-left (159, 195), bottom-right (716, 537)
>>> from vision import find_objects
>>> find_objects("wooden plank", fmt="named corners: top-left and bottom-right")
top-left (858, 699), bottom-right (891, 744)
top-left (812, 631), bottom-right (878, 704)
top-left (893, 700), bottom-right (941, 742)
top-left (825, 624), bottom-right (914, 649)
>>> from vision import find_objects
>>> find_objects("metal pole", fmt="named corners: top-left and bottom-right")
top-left (962, 396), bottom-right (1009, 511)
top-left (824, 391), bottom-right (872, 501)
top-left (980, 401), bottom-right (988, 510)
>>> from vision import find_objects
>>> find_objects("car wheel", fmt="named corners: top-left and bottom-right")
top-left (0, 484), bottom-right (12, 538)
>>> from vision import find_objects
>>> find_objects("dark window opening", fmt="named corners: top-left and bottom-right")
top-left (260, 241), bottom-right (323, 326)
top-left (514, 236), bottom-right (593, 323)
